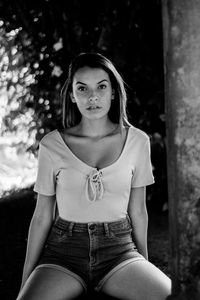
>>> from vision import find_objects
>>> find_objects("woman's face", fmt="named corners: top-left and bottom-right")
top-left (71, 67), bottom-right (114, 121)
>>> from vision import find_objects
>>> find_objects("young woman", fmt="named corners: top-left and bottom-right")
top-left (17, 52), bottom-right (171, 300)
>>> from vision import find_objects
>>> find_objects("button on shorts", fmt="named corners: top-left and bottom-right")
top-left (36, 215), bottom-right (145, 292)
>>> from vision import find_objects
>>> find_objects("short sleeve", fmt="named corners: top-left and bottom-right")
top-left (131, 138), bottom-right (155, 188)
top-left (33, 143), bottom-right (56, 195)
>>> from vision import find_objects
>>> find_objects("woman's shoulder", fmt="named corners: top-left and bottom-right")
top-left (39, 129), bottom-right (59, 147)
top-left (129, 125), bottom-right (150, 143)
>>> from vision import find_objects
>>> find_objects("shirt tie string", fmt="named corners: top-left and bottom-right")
top-left (86, 169), bottom-right (104, 202)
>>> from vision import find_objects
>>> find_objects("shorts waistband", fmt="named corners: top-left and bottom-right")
top-left (53, 215), bottom-right (132, 235)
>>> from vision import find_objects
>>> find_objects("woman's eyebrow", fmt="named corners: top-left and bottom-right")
top-left (76, 81), bottom-right (86, 85)
top-left (75, 79), bottom-right (108, 85)
top-left (97, 79), bottom-right (108, 84)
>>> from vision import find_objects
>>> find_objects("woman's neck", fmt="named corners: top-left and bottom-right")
top-left (78, 118), bottom-right (118, 138)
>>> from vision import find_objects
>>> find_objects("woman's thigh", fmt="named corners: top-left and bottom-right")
top-left (16, 266), bottom-right (85, 300)
top-left (101, 260), bottom-right (171, 300)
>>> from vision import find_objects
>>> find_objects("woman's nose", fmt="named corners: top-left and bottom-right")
top-left (89, 91), bottom-right (98, 102)
top-left (89, 96), bottom-right (98, 103)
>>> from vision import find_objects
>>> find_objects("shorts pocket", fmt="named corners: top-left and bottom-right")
top-left (109, 222), bottom-right (133, 239)
top-left (47, 225), bottom-right (68, 243)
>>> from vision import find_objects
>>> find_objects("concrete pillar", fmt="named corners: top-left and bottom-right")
top-left (162, 0), bottom-right (200, 299)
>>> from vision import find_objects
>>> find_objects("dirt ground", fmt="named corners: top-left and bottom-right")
top-left (0, 189), bottom-right (170, 300)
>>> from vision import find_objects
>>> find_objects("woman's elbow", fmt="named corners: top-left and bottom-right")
top-left (129, 207), bottom-right (148, 221)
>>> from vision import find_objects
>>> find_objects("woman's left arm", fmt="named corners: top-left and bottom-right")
top-left (128, 186), bottom-right (148, 260)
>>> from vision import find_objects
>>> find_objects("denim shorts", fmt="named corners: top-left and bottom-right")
top-left (36, 215), bottom-right (145, 292)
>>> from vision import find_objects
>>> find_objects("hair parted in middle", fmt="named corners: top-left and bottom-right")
top-left (61, 52), bottom-right (131, 129)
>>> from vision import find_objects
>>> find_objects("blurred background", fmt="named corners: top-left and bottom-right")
top-left (0, 0), bottom-right (169, 299)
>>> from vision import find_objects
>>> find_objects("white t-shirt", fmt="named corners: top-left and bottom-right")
top-left (33, 126), bottom-right (154, 222)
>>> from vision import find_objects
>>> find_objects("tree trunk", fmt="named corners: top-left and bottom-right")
top-left (162, 0), bottom-right (200, 299)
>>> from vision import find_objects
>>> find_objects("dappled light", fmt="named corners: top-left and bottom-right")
top-left (0, 132), bottom-right (37, 197)
top-left (0, 24), bottom-right (38, 197)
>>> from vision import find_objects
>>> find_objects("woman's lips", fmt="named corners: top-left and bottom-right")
top-left (87, 106), bottom-right (101, 110)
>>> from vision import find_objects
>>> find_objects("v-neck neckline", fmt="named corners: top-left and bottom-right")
top-left (56, 126), bottom-right (132, 171)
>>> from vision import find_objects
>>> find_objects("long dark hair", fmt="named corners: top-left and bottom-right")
top-left (61, 52), bottom-right (130, 128)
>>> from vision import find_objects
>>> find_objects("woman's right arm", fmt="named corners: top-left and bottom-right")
top-left (20, 193), bottom-right (56, 290)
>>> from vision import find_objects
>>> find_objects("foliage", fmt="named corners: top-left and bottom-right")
top-left (0, 0), bottom-right (167, 208)
top-left (0, 0), bottom-right (164, 136)
top-left (0, 25), bottom-right (36, 145)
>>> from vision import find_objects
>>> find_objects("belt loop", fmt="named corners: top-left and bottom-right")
top-left (104, 223), bottom-right (110, 237)
top-left (68, 222), bottom-right (74, 236)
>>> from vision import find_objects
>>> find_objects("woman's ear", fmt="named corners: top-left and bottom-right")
top-left (70, 93), bottom-right (76, 103)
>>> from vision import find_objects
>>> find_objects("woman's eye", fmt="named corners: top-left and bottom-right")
top-left (98, 84), bottom-right (107, 90)
top-left (77, 86), bottom-right (86, 92)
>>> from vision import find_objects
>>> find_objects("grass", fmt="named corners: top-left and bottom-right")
top-left (0, 188), bottom-right (170, 300)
